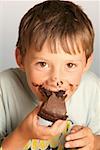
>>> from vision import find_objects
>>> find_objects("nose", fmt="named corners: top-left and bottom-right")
top-left (57, 80), bottom-right (63, 86)
top-left (48, 69), bottom-right (64, 88)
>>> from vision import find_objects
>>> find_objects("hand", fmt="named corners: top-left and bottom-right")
top-left (65, 125), bottom-right (96, 150)
top-left (18, 106), bottom-right (66, 141)
top-left (1, 106), bottom-right (66, 150)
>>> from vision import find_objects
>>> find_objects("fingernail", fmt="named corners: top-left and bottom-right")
top-left (71, 129), bottom-right (76, 133)
top-left (66, 136), bottom-right (70, 141)
top-left (65, 143), bottom-right (70, 148)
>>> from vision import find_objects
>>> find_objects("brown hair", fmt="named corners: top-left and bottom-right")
top-left (16, 0), bottom-right (94, 60)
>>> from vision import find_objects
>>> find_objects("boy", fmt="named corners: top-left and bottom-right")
top-left (0, 0), bottom-right (100, 149)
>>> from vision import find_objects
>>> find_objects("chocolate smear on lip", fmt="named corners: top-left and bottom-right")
top-left (32, 82), bottom-right (39, 87)
top-left (32, 82), bottom-right (49, 98)
top-left (39, 86), bottom-right (52, 100)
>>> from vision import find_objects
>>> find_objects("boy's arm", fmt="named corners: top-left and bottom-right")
top-left (1, 107), bottom-right (39, 150)
top-left (94, 135), bottom-right (100, 150)
top-left (1, 107), bottom-right (66, 150)
top-left (2, 127), bottom-right (29, 150)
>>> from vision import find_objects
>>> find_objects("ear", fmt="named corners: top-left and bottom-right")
top-left (83, 53), bottom-right (93, 73)
top-left (15, 48), bottom-right (25, 71)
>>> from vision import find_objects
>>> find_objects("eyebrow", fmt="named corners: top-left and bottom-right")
top-left (31, 56), bottom-right (49, 61)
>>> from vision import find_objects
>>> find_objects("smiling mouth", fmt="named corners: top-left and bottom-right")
top-left (39, 86), bottom-right (67, 101)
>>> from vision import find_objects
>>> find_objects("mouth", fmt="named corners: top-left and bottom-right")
top-left (39, 86), bottom-right (67, 101)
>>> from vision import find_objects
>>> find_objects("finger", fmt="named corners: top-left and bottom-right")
top-left (51, 120), bottom-right (67, 135)
top-left (38, 120), bottom-right (66, 137)
top-left (37, 120), bottom-right (66, 139)
top-left (32, 106), bottom-right (41, 124)
top-left (71, 125), bottom-right (83, 133)
top-left (31, 105), bottom-right (40, 116)
top-left (35, 125), bottom-right (52, 139)
top-left (65, 137), bottom-right (88, 149)
top-left (66, 127), bottom-right (86, 141)
top-left (78, 145), bottom-right (89, 150)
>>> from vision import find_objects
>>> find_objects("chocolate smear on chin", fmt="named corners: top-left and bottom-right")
top-left (38, 90), bottom-right (68, 122)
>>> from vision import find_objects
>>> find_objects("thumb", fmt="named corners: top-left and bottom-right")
top-left (52, 120), bottom-right (67, 135)
top-left (31, 105), bottom-right (41, 118)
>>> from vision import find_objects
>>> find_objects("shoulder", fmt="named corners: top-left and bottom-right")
top-left (74, 71), bottom-right (100, 106)
top-left (80, 71), bottom-right (100, 90)
top-left (69, 71), bottom-right (100, 131)
top-left (72, 70), bottom-right (100, 104)
top-left (0, 68), bottom-right (27, 92)
top-left (0, 68), bottom-right (25, 84)
top-left (0, 68), bottom-right (25, 80)
top-left (0, 68), bottom-right (36, 101)
top-left (82, 70), bottom-right (100, 83)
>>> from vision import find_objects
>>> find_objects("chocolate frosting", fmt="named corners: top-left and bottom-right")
top-left (38, 93), bottom-right (67, 122)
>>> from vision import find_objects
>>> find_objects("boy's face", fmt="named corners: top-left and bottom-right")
top-left (18, 40), bottom-right (91, 102)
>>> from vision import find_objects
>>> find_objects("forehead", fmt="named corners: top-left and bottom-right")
top-left (40, 37), bottom-right (84, 55)
top-left (28, 38), bottom-right (86, 63)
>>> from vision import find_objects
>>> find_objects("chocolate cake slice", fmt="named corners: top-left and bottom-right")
top-left (38, 91), bottom-right (67, 122)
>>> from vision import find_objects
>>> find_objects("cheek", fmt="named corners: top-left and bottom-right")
top-left (67, 70), bottom-right (83, 85)
top-left (66, 71), bottom-right (83, 96)
top-left (25, 70), bottom-right (45, 100)
top-left (26, 69), bottom-right (42, 85)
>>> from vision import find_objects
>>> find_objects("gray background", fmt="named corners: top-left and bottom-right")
top-left (0, 0), bottom-right (100, 77)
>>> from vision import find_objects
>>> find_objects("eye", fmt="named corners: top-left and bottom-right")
top-left (66, 63), bottom-right (77, 69)
top-left (36, 62), bottom-right (48, 68)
